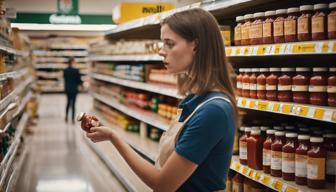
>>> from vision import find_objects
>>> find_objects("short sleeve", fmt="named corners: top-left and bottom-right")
top-left (175, 100), bottom-right (232, 165)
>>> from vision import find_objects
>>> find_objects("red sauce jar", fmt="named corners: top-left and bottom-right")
top-left (249, 68), bottom-right (259, 99)
top-left (285, 7), bottom-right (300, 42)
top-left (323, 134), bottom-right (336, 183)
top-left (278, 68), bottom-right (295, 102)
top-left (250, 12), bottom-right (264, 45)
top-left (307, 137), bottom-right (327, 189)
top-left (266, 68), bottom-right (281, 101)
top-left (309, 67), bottom-right (328, 106)
top-left (274, 9), bottom-right (287, 43)
top-left (312, 4), bottom-right (328, 41)
top-left (292, 67), bottom-right (311, 104)
top-left (295, 135), bottom-right (311, 185)
top-left (298, 5), bottom-right (314, 42)
top-left (271, 131), bottom-right (286, 177)
top-left (263, 11), bottom-right (275, 44)
top-left (77, 112), bottom-right (101, 132)
top-left (328, 3), bottom-right (336, 39)
top-left (328, 67), bottom-right (336, 107)
top-left (247, 129), bottom-right (263, 170)
top-left (239, 127), bottom-right (251, 165)
top-left (263, 129), bottom-right (275, 174)
top-left (241, 14), bottom-right (253, 45)
top-left (234, 16), bottom-right (244, 46)
top-left (282, 133), bottom-right (298, 181)
top-left (257, 68), bottom-right (269, 100)
top-left (236, 68), bottom-right (244, 96)
top-left (242, 68), bottom-right (251, 98)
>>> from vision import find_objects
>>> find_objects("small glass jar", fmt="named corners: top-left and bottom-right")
top-left (312, 4), bottom-right (328, 41)
top-left (250, 12), bottom-right (265, 45)
top-left (285, 7), bottom-right (300, 42)
top-left (77, 112), bottom-right (101, 132)
top-left (263, 129), bottom-right (275, 174)
top-left (295, 135), bottom-right (311, 185)
top-left (328, 67), bottom-right (336, 107)
top-left (307, 137), bottom-right (327, 189)
top-left (242, 68), bottom-right (251, 98)
top-left (328, 3), bottom-right (336, 39)
top-left (247, 129), bottom-right (263, 170)
top-left (278, 68), bottom-right (295, 102)
top-left (263, 11), bottom-right (276, 44)
top-left (292, 68), bottom-right (311, 104)
top-left (234, 16), bottom-right (244, 46)
top-left (298, 5), bottom-right (314, 41)
top-left (236, 68), bottom-right (244, 96)
top-left (249, 68), bottom-right (259, 99)
top-left (282, 133), bottom-right (298, 181)
top-left (323, 133), bottom-right (336, 183)
top-left (309, 67), bottom-right (328, 106)
top-left (241, 14), bottom-right (253, 45)
top-left (274, 9), bottom-right (287, 43)
top-left (266, 68), bottom-right (281, 101)
top-left (271, 131), bottom-right (286, 177)
top-left (257, 68), bottom-right (269, 100)
top-left (240, 127), bottom-right (251, 165)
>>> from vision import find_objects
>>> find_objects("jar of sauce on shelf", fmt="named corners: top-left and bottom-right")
top-left (263, 129), bottom-right (275, 174)
top-left (274, 9), bottom-right (287, 43)
top-left (307, 137), bottom-right (326, 189)
top-left (242, 68), bottom-right (251, 98)
top-left (271, 131), bottom-right (286, 177)
top-left (266, 68), bottom-right (281, 101)
top-left (328, 67), bottom-right (336, 107)
top-left (257, 68), bottom-right (269, 100)
top-left (328, 3), bottom-right (336, 39)
top-left (292, 67), bottom-right (311, 104)
top-left (312, 4), bottom-right (328, 41)
top-left (250, 12), bottom-right (264, 45)
top-left (236, 68), bottom-right (244, 96)
top-left (298, 5), bottom-right (314, 42)
top-left (241, 14), bottom-right (253, 45)
top-left (263, 11), bottom-right (275, 44)
top-left (278, 68), bottom-right (295, 102)
top-left (309, 67), bottom-right (328, 106)
top-left (234, 16), bottom-right (244, 46)
top-left (247, 129), bottom-right (263, 170)
top-left (239, 127), bottom-right (251, 165)
top-left (285, 7), bottom-right (300, 42)
top-left (249, 68), bottom-right (259, 99)
top-left (295, 135), bottom-right (311, 185)
top-left (282, 133), bottom-right (298, 181)
top-left (323, 133), bottom-right (336, 183)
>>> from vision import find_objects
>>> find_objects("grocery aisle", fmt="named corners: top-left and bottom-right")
top-left (15, 94), bottom-right (126, 192)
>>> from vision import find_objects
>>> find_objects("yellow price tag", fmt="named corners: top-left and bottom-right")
top-left (282, 104), bottom-right (293, 114)
top-left (286, 186), bottom-right (298, 192)
top-left (235, 163), bottom-right (241, 171)
top-left (248, 170), bottom-right (255, 177)
top-left (241, 99), bottom-right (247, 107)
top-left (242, 167), bottom-right (249, 175)
top-left (293, 43), bottom-right (315, 53)
top-left (235, 48), bottom-right (240, 55)
top-left (244, 47), bottom-right (249, 55)
top-left (297, 105), bottom-right (309, 117)
top-left (274, 44), bottom-right (281, 54)
top-left (257, 46), bottom-right (267, 55)
top-left (314, 108), bottom-right (325, 120)
top-left (226, 48), bottom-right (232, 56)
top-left (255, 172), bottom-right (262, 181)
top-left (332, 111), bottom-right (336, 122)
top-left (258, 101), bottom-right (269, 110)
top-left (272, 180), bottom-right (284, 191)
top-left (321, 42), bottom-right (329, 53)
top-left (249, 101), bottom-right (255, 109)
top-left (333, 42), bottom-right (336, 53)
top-left (262, 175), bottom-right (271, 185)
top-left (272, 103), bottom-right (280, 112)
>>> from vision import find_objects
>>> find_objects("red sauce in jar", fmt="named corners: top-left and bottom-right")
top-left (278, 68), bottom-right (295, 102)
top-left (328, 67), bottom-right (336, 107)
top-left (284, 7), bottom-right (299, 42)
top-left (241, 14), bottom-right (253, 46)
top-left (236, 68), bottom-right (244, 96)
top-left (274, 9), bottom-right (287, 43)
top-left (323, 134), bottom-right (336, 183)
top-left (263, 11), bottom-right (275, 44)
top-left (282, 133), bottom-right (298, 181)
top-left (328, 3), bottom-right (336, 39)
top-left (234, 16), bottom-right (244, 46)
top-left (309, 67), bottom-right (328, 106)
top-left (271, 131), bottom-right (286, 177)
top-left (240, 127), bottom-right (251, 165)
top-left (312, 4), bottom-right (328, 41)
top-left (247, 129), bottom-right (263, 170)
top-left (257, 68), bottom-right (269, 100)
top-left (249, 68), bottom-right (259, 99)
top-left (266, 68), bottom-right (281, 101)
top-left (307, 137), bottom-right (327, 189)
top-left (250, 12), bottom-right (264, 45)
top-left (242, 68), bottom-right (251, 98)
top-left (292, 67), bottom-right (311, 104)
top-left (295, 135), bottom-right (311, 185)
top-left (263, 129), bottom-right (275, 174)
top-left (298, 5), bottom-right (314, 42)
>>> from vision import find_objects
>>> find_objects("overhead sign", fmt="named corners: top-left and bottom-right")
top-left (50, 0), bottom-right (81, 24)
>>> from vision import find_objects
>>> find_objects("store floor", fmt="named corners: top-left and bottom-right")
top-left (15, 94), bottom-right (126, 192)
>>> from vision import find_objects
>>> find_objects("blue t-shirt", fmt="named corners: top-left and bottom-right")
top-left (175, 92), bottom-right (235, 192)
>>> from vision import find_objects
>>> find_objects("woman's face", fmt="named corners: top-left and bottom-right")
top-left (159, 24), bottom-right (196, 75)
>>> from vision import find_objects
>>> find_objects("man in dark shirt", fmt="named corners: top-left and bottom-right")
top-left (63, 58), bottom-right (82, 123)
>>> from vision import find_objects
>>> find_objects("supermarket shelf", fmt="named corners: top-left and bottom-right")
top-left (35, 64), bottom-right (88, 69)
top-left (226, 40), bottom-right (336, 57)
top-left (35, 58), bottom-right (89, 63)
top-left (91, 73), bottom-right (181, 99)
top-left (230, 156), bottom-right (334, 192)
top-left (5, 145), bottom-right (27, 192)
top-left (0, 68), bottom-right (29, 81)
top-left (237, 97), bottom-right (336, 124)
top-left (89, 54), bottom-right (162, 62)
top-left (91, 92), bottom-right (170, 131)
top-left (33, 50), bottom-right (88, 57)
top-left (13, 91), bottom-right (32, 118)
top-left (49, 45), bottom-right (89, 49)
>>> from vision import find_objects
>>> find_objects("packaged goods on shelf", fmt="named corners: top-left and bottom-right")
top-left (148, 69), bottom-right (177, 86)
top-left (219, 25), bottom-right (231, 46)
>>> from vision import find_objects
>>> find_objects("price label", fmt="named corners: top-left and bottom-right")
top-left (235, 163), bottom-right (241, 171)
top-left (241, 99), bottom-right (247, 107)
top-left (333, 42), bottom-right (336, 53)
top-left (235, 48), bottom-right (241, 56)
top-left (257, 101), bottom-right (269, 110)
top-left (272, 103), bottom-right (280, 112)
top-left (272, 180), bottom-right (284, 191)
top-left (293, 43), bottom-right (315, 53)
top-left (255, 171), bottom-right (262, 181)
top-left (286, 186), bottom-right (298, 192)
top-left (332, 111), bottom-right (336, 122)
top-left (248, 170), bottom-right (255, 178)
top-left (242, 167), bottom-right (249, 175)
top-left (282, 104), bottom-right (293, 114)
top-left (273, 44), bottom-right (281, 54)
top-left (285, 44), bottom-right (293, 54)
top-left (226, 48), bottom-right (232, 56)
top-left (296, 105), bottom-right (309, 117)
top-left (249, 100), bottom-right (255, 108)
top-left (243, 47), bottom-right (249, 55)
top-left (257, 46), bottom-right (267, 55)
top-left (313, 108), bottom-right (325, 120)
top-left (321, 42), bottom-right (329, 53)
top-left (262, 175), bottom-right (271, 185)
top-left (279, 44), bottom-right (287, 54)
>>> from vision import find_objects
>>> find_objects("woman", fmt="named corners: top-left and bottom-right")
top-left (85, 8), bottom-right (238, 192)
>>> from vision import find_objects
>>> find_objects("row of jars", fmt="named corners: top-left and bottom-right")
top-left (239, 125), bottom-right (336, 189)
top-left (236, 67), bottom-right (336, 107)
top-left (234, 3), bottom-right (336, 46)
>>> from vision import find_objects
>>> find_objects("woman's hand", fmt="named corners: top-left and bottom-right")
top-left (86, 126), bottom-right (115, 143)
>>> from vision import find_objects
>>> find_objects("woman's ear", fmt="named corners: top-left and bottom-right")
top-left (192, 39), bottom-right (199, 53)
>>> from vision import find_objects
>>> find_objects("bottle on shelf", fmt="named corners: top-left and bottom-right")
top-left (328, 2), bottom-right (336, 39)
top-left (247, 129), bottom-right (263, 170)
top-left (312, 4), bottom-right (328, 41)
top-left (242, 68), bottom-right (251, 98)
top-left (241, 14), bottom-right (253, 46)
top-left (282, 133), bottom-right (298, 181)
top-left (295, 134), bottom-right (311, 185)
top-left (273, 9), bottom-right (287, 43)
top-left (257, 68), bottom-right (269, 100)
top-left (298, 5), bottom-right (314, 42)
top-left (278, 68), bottom-right (295, 102)
top-left (271, 131), bottom-right (286, 177)
top-left (307, 137), bottom-right (326, 189)
top-left (263, 129), bottom-right (275, 174)
top-left (328, 67), bottom-right (336, 107)
top-left (309, 67), bottom-right (328, 106)
top-left (263, 10), bottom-right (275, 44)
top-left (249, 68), bottom-right (258, 99)
top-left (266, 68), bottom-right (281, 101)
top-left (323, 133), bottom-right (336, 183)
top-left (284, 7), bottom-right (300, 42)
top-left (292, 67), bottom-right (311, 104)
top-left (236, 68), bottom-right (244, 96)
top-left (239, 127), bottom-right (251, 165)
top-left (234, 16), bottom-right (244, 46)
top-left (250, 12), bottom-right (264, 45)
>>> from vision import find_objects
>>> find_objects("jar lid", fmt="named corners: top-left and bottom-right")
top-left (270, 67), bottom-right (281, 72)
top-left (253, 12), bottom-right (265, 18)
top-left (245, 68), bottom-right (251, 72)
top-left (265, 10), bottom-right (276, 17)
top-left (323, 134), bottom-right (336, 138)
top-left (285, 126), bottom-right (295, 130)
top-left (76, 112), bottom-right (85, 121)
top-left (239, 68), bottom-right (245, 72)
top-left (244, 14), bottom-right (253, 20)
top-left (287, 7), bottom-right (299, 14)
top-left (267, 129), bottom-right (275, 134)
top-left (299, 127), bottom-right (310, 132)
top-left (310, 137), bottom-right (323, 143)
top-left (239, 126), bottom-right (246, 131)
top-left (298, 135), bottom-right (310, 140)
top-left (295, 67), bottom-right (311, 72)
top-left (236, 16), bottom-right (244, 22)
top-left (330, 2), bottom-right (336, 9)
top-left (313, 4), bottom-right (328, 10)
top-left (281, 68), bottom-right (295, 72)
top-left (312, 67), bottom-right (328, 72)
top-left (252, 126), bottom-right (260, 130)
top-left (275, 9), bottom-right (287, 15)
top-left (251, 130), bottom-right (261, 135)
top-left (275, 131), bottom-right (285, 136)
top-left (245, 127), bottom-right (252, 132)
top-left (261, 126), bottom-right (270, 131)
top-left (274, 126), bottom-right (284, 130)
top-left (329, 68), bottom-right (336, 72)
top-left (300, 5), bottom-right (314, 11)
top-left (252, 68), bottom-right (259, 72)
top-left (286, 133), bottom-right (298, 138)
top-left (259, 68), bottom-right (269, 72)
